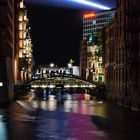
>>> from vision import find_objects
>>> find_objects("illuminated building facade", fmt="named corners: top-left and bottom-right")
top-left (81, 9), bottom-right (115, 83)
top-left (16, 0), bottom-right (33, 84)
top-left (83, 13), bottom-right (96, 40)
top-left (103, 0), bottom-right (140, 110)
top-left (83, 9), bottom-right (115, 40)
top-left (33, 64), bottom-right (80, 79)
top-left (0, 0), bottom-right (15, 105)
top-left (87, 43), bottom-right (104, 82)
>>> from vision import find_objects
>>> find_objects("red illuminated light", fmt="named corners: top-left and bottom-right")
top-left (84, 13), bottom-right (96, 18)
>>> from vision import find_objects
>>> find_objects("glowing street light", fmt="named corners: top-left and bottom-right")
top-left (67, 63), bottom-right (72, 68)
top-left (50, 63), bottom-right (55, 68)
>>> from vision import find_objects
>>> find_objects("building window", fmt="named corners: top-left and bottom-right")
top-left (19, 49), bottom-right (23, 58)
top-left (19, 15), bottom-right (23, 21)
top-left (19, 40), bottom-right (22, 48)
top-left (20, 1), bottom-right (24, 8)
top-left (19, 23), bottom-right (23, 30)
top-left (19, 31), bottom-right (23, 39)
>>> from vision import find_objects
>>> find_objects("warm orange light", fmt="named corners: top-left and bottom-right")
top-left (84, 13), bottom-right (96, 18)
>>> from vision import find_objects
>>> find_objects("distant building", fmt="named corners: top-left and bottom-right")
top-left (83, 12), bottom-right (96, 40)
top-left (81, 9), bottom-right (115, 82)
top-left (87, 44), bottom-right (104, 82)
top-left (103, 0), bottom-right (140, 110)
top-left (33, 64), bottom-right (80, 79)
top-left (83, 9), bottom-right (115, 40)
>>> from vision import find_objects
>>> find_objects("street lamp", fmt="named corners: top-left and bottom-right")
top-left (67, 63), bottom-right (72, 68)
top-left (50, 63), bottom-right (55, 68)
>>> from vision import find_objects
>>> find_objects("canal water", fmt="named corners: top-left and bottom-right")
top-left (0, 89), bottom-right (140, 140)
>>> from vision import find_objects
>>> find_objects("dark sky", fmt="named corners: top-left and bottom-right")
top-left (26, 5), bottom-right (82, 66)
top-left (25, 0), bottom-right (116, 66)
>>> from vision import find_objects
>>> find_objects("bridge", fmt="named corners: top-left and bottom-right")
top-left (26, 74), bottom-right (96, 89)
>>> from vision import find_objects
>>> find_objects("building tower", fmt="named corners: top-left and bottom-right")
top-left (83, 9), bottom-right (115, 40)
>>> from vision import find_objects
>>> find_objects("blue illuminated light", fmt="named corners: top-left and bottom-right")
top-left (25, 0), bottom-right (113, 10)
top-left (71, 0), bottom-right (111, 10)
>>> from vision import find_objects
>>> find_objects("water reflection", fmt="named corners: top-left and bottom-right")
top-left (28, 100), bottom-right (57, 111)
top-left (1, 88), bottom-right (140, 140)
top-left (18, 98), bottom-right (107, 117)
top-left (0, 121), bottom-right (8, 140)
top-left (0, 110), bottom-right (9, 140)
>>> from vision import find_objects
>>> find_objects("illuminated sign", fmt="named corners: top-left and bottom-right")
top-left (84, 13), bottom-right (96, 18)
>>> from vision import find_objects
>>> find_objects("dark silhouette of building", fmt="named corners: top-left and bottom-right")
top-left (0, 0), bottom-right (15, 106)
top-left (103, 0), bottom-right (140, 110)
top-left (80, 40), bottom-right (88, 80)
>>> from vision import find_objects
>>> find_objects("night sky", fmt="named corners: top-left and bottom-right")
top-left (25, 0), bottom-right (116, 66)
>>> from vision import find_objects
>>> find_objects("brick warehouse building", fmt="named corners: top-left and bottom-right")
top-left (103, 0), bottom-right (140, 110)
top-left (0, 0), bottom-right (15, 105)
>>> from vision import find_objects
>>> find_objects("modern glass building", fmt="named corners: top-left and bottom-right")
top-left (83, 9), bottom-right (115, 40)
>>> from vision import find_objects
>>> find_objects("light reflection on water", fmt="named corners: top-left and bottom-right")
top-left (0, 122), bottom-right (8, 140)
top-left (27, 88), bottom-right (108, 118)
top-left (30, 100), bottom-right (57, 111)
top-left (17, 98), bottom-right (108, 119)
top-left (1, 88), bottom-right (140, 140)
top-left (0, 111), bottom-right (8, 140)
top-left (63, 100), bottom-right (108, 118)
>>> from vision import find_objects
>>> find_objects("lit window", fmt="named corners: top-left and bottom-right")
top-left (19, 23), bottom-right (22, 30)
top-left (20, 1), bottom-right (24, 8)
top-left (19, 40), bottom-right (22, 48)
top-left (23, 49), bottom-right (26, 54)
top-left (23, 40), bottom-right (26, 46)
top-left (23, 23), bottom-right (26, 30)
top-left (19, 49), bottom-right (23, 58)
top-left (23, 32), bottom-right (26, 38)
top-left (19, 15), bottom-right (23, 21)
top-left (24, 15), bottom-right (27, 21)
top-left (19, 31), bottom-right (23, 39)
